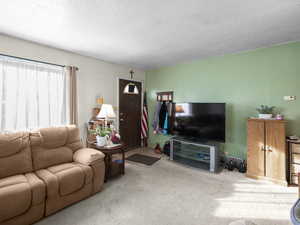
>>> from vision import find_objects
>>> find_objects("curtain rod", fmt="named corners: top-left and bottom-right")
top-left (0, 53), bottom-right (78, 70)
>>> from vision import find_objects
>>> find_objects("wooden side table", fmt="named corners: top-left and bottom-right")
top-left (91, 143), bottom-right (125, 182)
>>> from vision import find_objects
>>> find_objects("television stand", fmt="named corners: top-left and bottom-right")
top-left (170, 137), bottom-right (220, 173)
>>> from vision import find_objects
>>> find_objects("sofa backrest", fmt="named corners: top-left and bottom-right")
top-left (0, 132), bottom-right (33, 179)
top-left (30, 125), bottom-right (83, 170)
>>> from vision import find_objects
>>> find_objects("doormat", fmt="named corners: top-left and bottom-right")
top-left (126, 154), bottom-right (160, 166)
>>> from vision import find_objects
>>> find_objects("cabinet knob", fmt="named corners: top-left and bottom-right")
top-left (266, 146), bottom-right (273, 152)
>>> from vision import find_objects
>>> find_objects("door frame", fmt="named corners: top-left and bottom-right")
top-left (116, 77), bottom-right (144, 140)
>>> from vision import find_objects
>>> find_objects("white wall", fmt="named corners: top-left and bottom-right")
top-left (0, 34), bottom-right (145, 138)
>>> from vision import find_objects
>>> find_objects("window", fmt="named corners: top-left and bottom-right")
top-left (0, 55), bottom-right (70, 131)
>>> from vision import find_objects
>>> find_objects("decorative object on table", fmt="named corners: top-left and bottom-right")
top-left (276, 113), bottom-right (284, 120)
top-left (256, 105), bottom-right (275, 119)
top-left (96, 136), bottom-right (107, 147)
top-left (123, 70), bottom-right (139, 95)
top-left (87, 103), bottom-right (115, 147)
top-left (154, 143), bottom-right (162, 154)
top-left (111, 130), bottom-right (121, 144)
top-left (90, 126), bottom-right (112, 147)
top-left (126, 154), bottom-right (160, 166)
top-left (86, 119), bottom-right (113, 146)
top-left (91, 143), bottom-right (125, 182)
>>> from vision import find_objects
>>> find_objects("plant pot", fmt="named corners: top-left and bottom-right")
top-left (96, 136), bottom-right (107, 146)
top-left (258, 114), bottom-right (273, 119)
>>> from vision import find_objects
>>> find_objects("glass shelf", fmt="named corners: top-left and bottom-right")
top-left (170, 137), bottom-right (220, 173)
top-left (173, 151), bottom-right (210, 164)
top-left (173, 140), bottom-right (211, 163)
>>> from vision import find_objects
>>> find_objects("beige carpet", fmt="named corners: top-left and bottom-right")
top-left (36, 149), bottom-right (298, 225)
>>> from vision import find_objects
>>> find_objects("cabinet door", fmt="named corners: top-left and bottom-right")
top-left (265, 121), bottom-right (286, 182)
top-left (247, 120), bottom-right (265, 177)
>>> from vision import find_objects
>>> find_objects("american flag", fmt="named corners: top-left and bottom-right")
top-left (141, 92), bottom-right (148, 146)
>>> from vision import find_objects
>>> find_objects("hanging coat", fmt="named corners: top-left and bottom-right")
top-left (152, 102), bottom-right (162, 133)
top-left (159, 101), bottom-right (168, 129)
top-left (162, 111), bottom-right (169, 135)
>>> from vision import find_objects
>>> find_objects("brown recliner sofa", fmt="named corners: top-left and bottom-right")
top-left (0, 126), bottom-right (105, 225)
top-left (0, 131), bottom-right (45, 225)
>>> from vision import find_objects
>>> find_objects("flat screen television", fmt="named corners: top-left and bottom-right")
top-left (173, 103), bottom-right (225, 142)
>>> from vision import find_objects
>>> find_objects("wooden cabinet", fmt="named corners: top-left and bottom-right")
top-left (246, 119), bottom-right (287, 185)
top-left (247, 119), bottom-right (265, 177)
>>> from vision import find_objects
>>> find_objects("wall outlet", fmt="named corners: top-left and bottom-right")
top-left (284, 96), bottom-right (296, 101)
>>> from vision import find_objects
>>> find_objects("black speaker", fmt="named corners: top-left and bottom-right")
top-left (226, 159), bottom-right (235, 171)
top-left (238, 160), bottom-right (247, 173)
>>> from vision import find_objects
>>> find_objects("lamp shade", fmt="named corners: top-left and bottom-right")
top-left (97, 104), bottom-right (116, 118)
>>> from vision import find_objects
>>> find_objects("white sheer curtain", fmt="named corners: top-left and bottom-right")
top-left (0, 55), bottom-right (70, 131)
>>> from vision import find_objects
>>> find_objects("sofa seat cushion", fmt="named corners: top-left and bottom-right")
top-left (0, 175), bottom-right (32, 223)
top-left (37, 163), bottom-right (93, 197)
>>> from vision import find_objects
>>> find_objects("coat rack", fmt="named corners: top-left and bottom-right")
top-left (155, 91), bottom-right (175, 134)
top-left (156, 91), bottom-right (173, 102)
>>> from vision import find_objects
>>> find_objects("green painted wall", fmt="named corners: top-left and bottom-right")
top-left (145, 42), bottom-right (300, 159)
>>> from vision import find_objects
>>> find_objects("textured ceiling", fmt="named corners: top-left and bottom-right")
top-left (0, 0), bottom-right (300, 70)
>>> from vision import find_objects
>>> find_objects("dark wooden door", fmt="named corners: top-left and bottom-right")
top-left (119, 79), bottom-right (142, 149)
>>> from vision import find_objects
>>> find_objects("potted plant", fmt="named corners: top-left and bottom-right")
top-left (90, 126), bottom-right (112, 146)
top-left (256, 105), bottom-right (275, 119)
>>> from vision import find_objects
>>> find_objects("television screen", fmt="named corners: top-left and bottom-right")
top-left (173, 103), bottom-right (225, 142)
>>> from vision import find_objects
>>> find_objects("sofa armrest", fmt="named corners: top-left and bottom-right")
top-left (73, 148), bottom-right (105, 165)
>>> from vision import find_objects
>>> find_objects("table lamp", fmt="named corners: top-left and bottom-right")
top-left (97, 104), bottom-right (116, 127)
